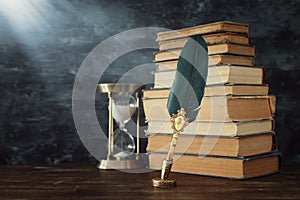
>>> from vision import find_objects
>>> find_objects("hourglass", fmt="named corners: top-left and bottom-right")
top-left (97, 83), bottom-right (147, 169)
top-left (111, 92), bottom-right (136, 158)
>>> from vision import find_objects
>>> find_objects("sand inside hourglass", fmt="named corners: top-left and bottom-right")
top-left (112, 104), bottom-right (136, 124)
top-left (112, 99), bottom-right (137, 159)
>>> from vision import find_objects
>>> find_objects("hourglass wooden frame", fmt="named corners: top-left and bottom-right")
top-left (97, 83), bottom-right (146, 169)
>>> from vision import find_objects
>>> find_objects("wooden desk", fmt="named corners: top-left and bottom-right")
top-left (0, 164), bottom-right (299, 199)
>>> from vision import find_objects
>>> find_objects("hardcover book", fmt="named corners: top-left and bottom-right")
top-left (146, 119), bottom-right (274, 137)
top-left (147, 132), bottom-right (276, 157)
top-left (157, 21), bottom-right (249, 42)
top-left (148, 152), bottom-right (280, 179)
top-left (153, 65), bottom-right (264, 88)
top-left (143, 95), bottom-right (275, 122)
top-left (158, 32), bottom-right (249, 50)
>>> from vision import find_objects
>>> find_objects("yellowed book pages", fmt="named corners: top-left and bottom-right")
top-left (144, 85), bottom-right (268, 98)
top-left (155, 54), bottom-right (254, 66)
top-left (149, 153), bottom-right (280, 179)
top-left (159, 33), bottom-right (249, 50)
top-left (157, 21), bottom-right (249, 42)
top-left (153, 66), bottom-right (263, 88)
top-left (147, 133), bottom-right (275, 157)
top-left (146, 119), bottom-right (274, 136)
top-left (154, 44), bottom-right (255, 62)
top-left (143, 95), bottom-right (274, 122)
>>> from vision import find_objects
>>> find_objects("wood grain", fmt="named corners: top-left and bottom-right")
top-left (0, 164), bottom-right (299, 199)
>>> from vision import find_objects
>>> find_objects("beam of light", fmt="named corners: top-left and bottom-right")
top-left (0, 0), bottom-right (50, 34)
top-left (0, 0), bottom-right (77, 46)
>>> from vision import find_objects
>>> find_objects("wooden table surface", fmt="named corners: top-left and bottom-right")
top-left (0, 164), bottom-right (299, 200)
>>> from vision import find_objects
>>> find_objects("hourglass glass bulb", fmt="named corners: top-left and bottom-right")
top-left (111, 93), bottom-right (137, 159)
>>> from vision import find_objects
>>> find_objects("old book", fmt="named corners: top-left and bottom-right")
top-left (159, 32), bottom-right (249, 50)
top-left (204, 84), bottom-right (268, 96)
top-left (154, 44), bottom-right (255, 62)
top-left (143, 95), bottom-right (275, 122)
top-left (209, 55), bottom-right (254, 66)
top-left (157, 21), bottom-right (249, 42)
top-left (147, 132), bottom-right (276, 157)
top-left (148, 152), bottom-right (280, 179)
top-left (146, 119), bottom-right (274, 137)
top-left (145, 85), bottom-right (269, 97)
top-left (144, 85), bottom-right (268, 98)
top-left (153, 66), bottom-right (264, 88)
top-left (155, 55), bottom-right (254, 67)
top-left (269, 95), bottom-right (276, 114)
top-left (208, 43), bottom-right (255, 56)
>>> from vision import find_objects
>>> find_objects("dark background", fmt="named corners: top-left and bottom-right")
top-left (0, 0), bottom-right (299, 165)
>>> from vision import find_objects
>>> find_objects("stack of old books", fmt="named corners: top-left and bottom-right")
top-left (143, 21), bottom-right (280, 179)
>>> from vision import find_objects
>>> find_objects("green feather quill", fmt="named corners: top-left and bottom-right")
top-left (167, 35), bottom-right (208, 122)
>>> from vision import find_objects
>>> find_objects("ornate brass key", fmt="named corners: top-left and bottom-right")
top-left (152, 108), bottom-right (189, 188)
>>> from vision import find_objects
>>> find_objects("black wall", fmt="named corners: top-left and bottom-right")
top-left (0, 0), bottom-right (299, 164)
